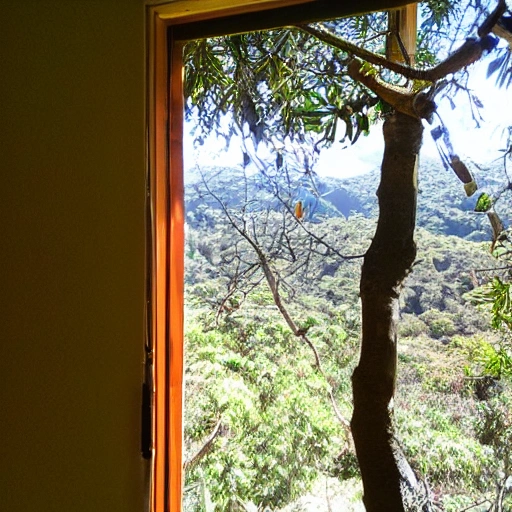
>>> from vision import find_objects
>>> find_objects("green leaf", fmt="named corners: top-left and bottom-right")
top-left (474, 192), bottom-right (492, 212)
top-left (359, 61), bottom-right (377, 77)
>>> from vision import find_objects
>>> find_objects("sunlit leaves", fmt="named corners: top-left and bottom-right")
top-left (420, 0), bottom-right (455, 31)
top-left (475, 192), bottom-right (493, 212)
top-left (184, 39), bottom-right (236, 137)
top-left (184, 19), bottom-right (380, 148)
top-left (475, 341), bottom-right (512, 378)
top-left (471, 277), bottom-right (512, 331)
top-left (184, 316), bottom-right (345, 509)
top-left (488, 277), bottom-right (512, 331)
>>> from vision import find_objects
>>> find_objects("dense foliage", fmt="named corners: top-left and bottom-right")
top-left (183, 156), bottom-right (511, 511)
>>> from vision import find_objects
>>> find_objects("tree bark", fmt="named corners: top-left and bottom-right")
top-left (351, 112), bottom-right (423, 511)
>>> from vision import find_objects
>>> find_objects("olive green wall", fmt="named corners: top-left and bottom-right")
top-left (0, 1), bottom-right (146, 510)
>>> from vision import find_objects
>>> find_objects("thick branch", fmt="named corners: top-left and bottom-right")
top-left (352, 112), bottom-right (423, 511)
top-left (347, 58), bottom-right (436, 119)
top-left (297, 11), bottom-right (499, 82)
top-left (296, 23), bottom-right (419, 78)
top-left (297, 20), bottom-right (498, 119)
top-left (493, 23), bottom-right (512, 46)
top-left (479, 0), bottom-right (507, 37)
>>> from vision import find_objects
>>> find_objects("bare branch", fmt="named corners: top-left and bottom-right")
top-left (183, 418), bottom-right (223, 471)
top-left (200, 169), bottom-right (352, 431)
top-left (257, 165), bottom-right (366, 260)
top-left (473, 265), bottom-right (512, 273)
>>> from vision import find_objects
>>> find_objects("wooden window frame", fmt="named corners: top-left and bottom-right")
top-left (144, 1), bottom-right (415, 511)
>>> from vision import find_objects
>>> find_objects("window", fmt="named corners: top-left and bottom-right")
top-left (144, 1), bottom-right (409, 510)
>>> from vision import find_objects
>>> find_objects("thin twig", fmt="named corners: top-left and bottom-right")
top-left (201, 172), bottom-right (352, 432)
top-left (459, 498), bottom-right (493, 511)
top-left (473, 266), bottom-right (512, 273)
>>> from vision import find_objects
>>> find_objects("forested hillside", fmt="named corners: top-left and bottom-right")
top-left (182, 155), bottom-right (511, 511)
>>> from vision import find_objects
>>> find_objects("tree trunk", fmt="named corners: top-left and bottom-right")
top-left (351, 111), bottom-right (423, 511)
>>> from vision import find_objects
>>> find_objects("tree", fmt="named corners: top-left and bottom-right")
top-left (184, 1), bottom-right (511, 509)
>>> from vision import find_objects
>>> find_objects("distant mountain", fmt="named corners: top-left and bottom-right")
top-left (185, 154), bottom-right (510, 242)
top-left (335, 155), bottom-right (510, 241)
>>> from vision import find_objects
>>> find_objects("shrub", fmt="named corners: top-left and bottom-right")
top-left (396, 385), bottom-right (499, 499)
top-left (398, 406), bottom-right (497, 493)
top-left (420, 309), bottom-right (457, 339)
top-left (183, 318), bottom-right (349, 510)
top-left (399, 314), bottom-right (428, 338)
top-left (475, 342), bottom-right (512, 379)
top-left (474, 393), bottom-right (512, 474)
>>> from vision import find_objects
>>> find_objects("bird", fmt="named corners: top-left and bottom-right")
top-left (294, 200), bottom-right (304, 220)
top-left (293, 187), bottom-right (321, 221)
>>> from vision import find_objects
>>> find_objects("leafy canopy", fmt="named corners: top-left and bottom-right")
top-left (184, 0), bottom-right (494, 154)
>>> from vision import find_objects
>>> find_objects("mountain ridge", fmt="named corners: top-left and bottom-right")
top-left (185, 153), bottom-right (509, 242)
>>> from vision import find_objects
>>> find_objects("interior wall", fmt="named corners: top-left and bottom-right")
top-left (0, 1), bottom-right (146, 510)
